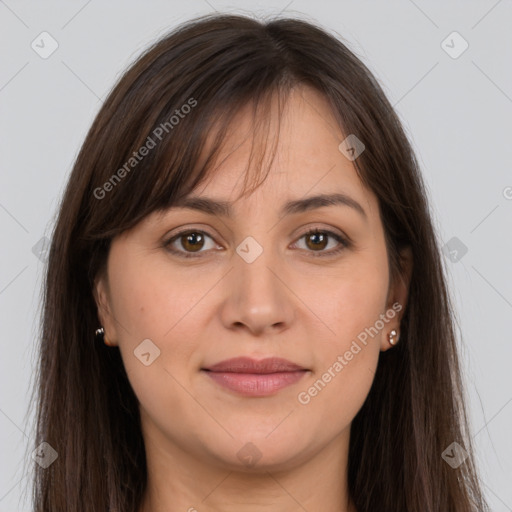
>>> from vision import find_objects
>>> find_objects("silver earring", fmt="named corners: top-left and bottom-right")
top-left (96, 326), bottom-right (114, 346)
top-left (388, 329), bottom-right (399, 346)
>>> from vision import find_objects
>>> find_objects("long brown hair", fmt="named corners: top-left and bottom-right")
top-left (28, 12), bottom-right (489, 512)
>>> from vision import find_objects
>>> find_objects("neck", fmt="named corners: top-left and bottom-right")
top-left (138, 423), bottom-right (356, 512)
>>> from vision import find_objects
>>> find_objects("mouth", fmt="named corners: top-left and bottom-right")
top-left (201, 357), bottom-right (309, 397)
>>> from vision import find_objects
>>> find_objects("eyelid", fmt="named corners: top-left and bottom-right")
top-left (293, 224), bottom-right (350, 243)
top-left (163, 226), bottom-right (222, 257)
top-left (290, 227), bottom-right (350, 257)
top-left (163, 224), bottom-right (351, 258)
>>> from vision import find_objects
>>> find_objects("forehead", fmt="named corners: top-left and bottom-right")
top-left (188, 85), bottom-right (377, 218)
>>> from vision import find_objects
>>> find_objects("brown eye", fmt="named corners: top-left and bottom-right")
top-left (180, 232), bottom-right (205, 252)
top-left (294, 229), bottom-right (349, 257)
top-left (304, 231), bottom-right (329, 251)
top-left (164, 230), bottom-right (218, 258)
top-left (164, 227), bottom-right (349, 260)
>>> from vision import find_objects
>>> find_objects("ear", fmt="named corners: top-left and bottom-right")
top-left (93, 272), bottom-right (119, 346)
top-left (381, 246), bottom-right (413, 351)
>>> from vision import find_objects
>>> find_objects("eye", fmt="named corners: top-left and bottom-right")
top-left (164, 229), bottom-right (219, 258)
top-left (163, 227), bottom-right (350, 259)
top-left (292, 228), bottom-right (349, 257)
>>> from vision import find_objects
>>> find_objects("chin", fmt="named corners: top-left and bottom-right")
top-left (201, 426), bottom-right (313, 472)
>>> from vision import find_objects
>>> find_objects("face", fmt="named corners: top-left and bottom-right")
top-left (94, 85), bottom-right (411, 473)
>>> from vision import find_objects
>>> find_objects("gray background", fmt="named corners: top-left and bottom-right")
top-left (1, 1), bottom-right (511, 510)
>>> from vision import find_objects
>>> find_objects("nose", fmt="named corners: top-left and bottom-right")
top-left (219, 242), bottom-right (295, 337)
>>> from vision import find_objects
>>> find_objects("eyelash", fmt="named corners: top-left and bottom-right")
top-left (163, 227), bottom-right (350, 259)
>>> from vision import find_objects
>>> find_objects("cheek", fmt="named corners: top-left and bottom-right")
top-left (296, 252), bottom-right (389, 411)
top-left (309, 250), bottom-right (390, 350)
top-left (336, 270), bottom-right (389, 341)
top-left (107, 247), bottom-right (208, 342)
top-left (106, 252), bottom-right (211, 431)
top-left (296, 349), bottom-right (377, 431)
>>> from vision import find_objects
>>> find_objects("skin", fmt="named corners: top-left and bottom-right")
top-left (94, 85), bottom-right (412, 512)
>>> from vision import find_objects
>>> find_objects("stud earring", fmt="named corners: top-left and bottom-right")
top-left (388, 329), bottom-right (400, 346)
top-left (95, 326), bottom-right (114, 346)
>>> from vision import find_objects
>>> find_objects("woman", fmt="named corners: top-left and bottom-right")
top-left (30, 12), bottom-right (490, 512)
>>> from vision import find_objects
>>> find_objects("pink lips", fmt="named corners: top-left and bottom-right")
top-left (202, 357), bottom-right (308, 397)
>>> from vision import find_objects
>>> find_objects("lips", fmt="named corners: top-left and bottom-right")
top-left (204, 357), bottom-right (306, 373)
top-left (202, 357), bottom-right (308, 397)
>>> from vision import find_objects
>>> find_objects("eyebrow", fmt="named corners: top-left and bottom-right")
top-left (173, 192), bottom-right (367, 220)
